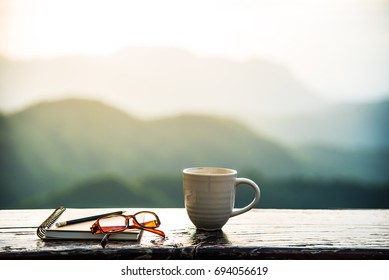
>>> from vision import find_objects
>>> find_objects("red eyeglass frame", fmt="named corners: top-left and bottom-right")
top-left (90, 211), bottom-right (165, 238)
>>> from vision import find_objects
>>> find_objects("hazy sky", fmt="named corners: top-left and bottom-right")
top-left (1, 0), bottom-right (389, 104)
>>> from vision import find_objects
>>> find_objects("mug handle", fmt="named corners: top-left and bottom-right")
top-left (231, 178), bottom-right (261, 217)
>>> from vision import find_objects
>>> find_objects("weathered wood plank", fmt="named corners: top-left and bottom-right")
top-left (1, 208), bottom-right (388, 259)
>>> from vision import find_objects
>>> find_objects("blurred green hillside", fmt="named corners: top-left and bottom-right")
top-left (254, 100), bottom-right (389, 149)
top-left (1, 98), bottom-right (388, 209)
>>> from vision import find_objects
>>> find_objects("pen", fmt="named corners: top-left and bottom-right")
top-left (55, 210), bottom-right (124, 227)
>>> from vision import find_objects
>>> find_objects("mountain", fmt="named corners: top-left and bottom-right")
top-left (1, 98), bottom-right (388, 209)
top-left (252, 100), bottom-right (389, 149)
top-left (18, 174), bottom-right (180, 209)
top-left (0, 98), bottom-right (301, 208)
top-left (0, 47), bottom-right (324, 119)
top-left (2, 47), bottom-right (387, 150)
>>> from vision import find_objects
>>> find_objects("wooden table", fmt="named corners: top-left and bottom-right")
top-left (0, 208), bottom-right (388, 259)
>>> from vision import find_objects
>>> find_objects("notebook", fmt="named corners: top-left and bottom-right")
top-left (36, 206), bottom-right (142, 240)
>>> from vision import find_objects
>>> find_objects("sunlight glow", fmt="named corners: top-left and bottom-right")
top-left (1, 0), bottom-right (389, 103)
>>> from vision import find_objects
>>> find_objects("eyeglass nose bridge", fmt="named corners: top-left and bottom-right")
top-left (124, 214), bottom-right (137, 228)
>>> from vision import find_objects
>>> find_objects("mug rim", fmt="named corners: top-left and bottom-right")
top-left (183, 167), bottom-right (237, 176)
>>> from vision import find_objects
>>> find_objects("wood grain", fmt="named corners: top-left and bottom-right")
top-left (1, 208), bottom-right (388, 259)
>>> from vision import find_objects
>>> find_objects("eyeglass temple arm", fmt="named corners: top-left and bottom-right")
top-left (143, 227), bottom-right (165, 238)
top-left (101, 233), bottom-right (111, 248)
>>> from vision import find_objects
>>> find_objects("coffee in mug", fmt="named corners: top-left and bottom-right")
top-left (183, 167), bottom-right (261, 231)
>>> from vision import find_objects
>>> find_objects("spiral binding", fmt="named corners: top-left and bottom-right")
top-left (36, 206), bottom-right (66, 239)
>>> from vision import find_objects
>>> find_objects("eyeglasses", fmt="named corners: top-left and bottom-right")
top-left (90, 211), bottom-right (165, 248)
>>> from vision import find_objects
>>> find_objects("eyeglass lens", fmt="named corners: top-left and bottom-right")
top-left (98, 215), bottom-right (127, 233)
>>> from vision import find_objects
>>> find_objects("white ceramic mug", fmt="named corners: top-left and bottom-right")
top-left (183, 167), bottom-right (261, 231)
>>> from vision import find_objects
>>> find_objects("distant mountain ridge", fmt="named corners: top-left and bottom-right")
top-left (0, 98), bottom-right (301, 207)
top-left (1, 98), bottom-right (388, 209)
top-left (253, 100), bottom-right (389, 149)
top-left (0, 46), bottom-right (324, 119)
top-left (2, 47), bottom-right (388, 150)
